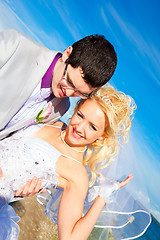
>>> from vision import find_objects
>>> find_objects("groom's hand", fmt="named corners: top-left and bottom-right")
top-left (14, 177), bottom-right (46, 197)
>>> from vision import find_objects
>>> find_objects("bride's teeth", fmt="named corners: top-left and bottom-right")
top-left (75, 132), bottom-right (80, 137)
top-left (74, 130), bottom-right (82, 138)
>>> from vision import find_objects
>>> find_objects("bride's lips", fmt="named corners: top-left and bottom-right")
top-left (72, 128), bottom-right (84, 139)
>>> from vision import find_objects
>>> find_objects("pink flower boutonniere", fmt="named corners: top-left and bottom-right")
top-left (25, 102), bottom-right (52, 128)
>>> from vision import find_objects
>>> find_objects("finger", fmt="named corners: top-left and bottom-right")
top-left (125, 174), bottom-right (133, 182)
top-left (126, 174), bottom-right (133, 182)
top-left (28, 177), bottom-right (38, 193)
top-left (123, 178), bottom-right (132, 186)
top-left (126, 173), bottom-right (133, 179)
top-left (22, 179), bottom-right (32, 195)
top-left (0, 168), bottom-right (4, 178)
top-left (119, 174), bottom-right (133, 188)
top-left (34, 178), bottom-right (43, 193)
top-left (14, 184), bottom-right (24, 196)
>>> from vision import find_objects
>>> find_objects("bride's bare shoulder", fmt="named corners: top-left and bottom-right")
top-left (48, 121), bottom-right (67, 130)
top-left (57, 155), bottom-right (89, 193)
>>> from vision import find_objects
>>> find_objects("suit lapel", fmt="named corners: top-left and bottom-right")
top-left (0, 48), bottom-right (57, 129)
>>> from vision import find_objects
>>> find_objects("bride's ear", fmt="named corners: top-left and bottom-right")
top-left (98, 136), bottom-right (104, 140)
top-left (62, 46), bottom-right (73, 62)
top-left (96, 136), bottom-right (104, 142)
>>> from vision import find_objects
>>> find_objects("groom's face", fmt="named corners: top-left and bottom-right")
top-left (51, 47), bottom-right (96, 98)
top-left (52, 63), bottom-right (95, 98)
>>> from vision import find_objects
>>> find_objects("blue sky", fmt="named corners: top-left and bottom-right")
top-left (0, 0), bottom-right (160, 222)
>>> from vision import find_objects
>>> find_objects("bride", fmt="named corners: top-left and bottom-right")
top-left (0, 84), bottom-right (150, 240)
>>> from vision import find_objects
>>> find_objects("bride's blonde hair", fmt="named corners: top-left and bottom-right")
top-left (74, 84), bottom-right (136, 186)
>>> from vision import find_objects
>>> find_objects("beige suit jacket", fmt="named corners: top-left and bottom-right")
top-left (0, 29), bottom-right (69, 139)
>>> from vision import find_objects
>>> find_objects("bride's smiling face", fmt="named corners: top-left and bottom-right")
top-left (65, 99), bottom-right (106, 147)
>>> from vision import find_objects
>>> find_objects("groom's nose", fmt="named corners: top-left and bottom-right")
top-left (65, 88), bottom-right (76, 97)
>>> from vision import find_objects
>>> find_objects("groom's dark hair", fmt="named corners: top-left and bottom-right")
top-left (65, 34), bottom-right (117, 88)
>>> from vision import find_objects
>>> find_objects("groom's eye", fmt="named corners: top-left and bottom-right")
top-left (67, 74), bottom-right (75, 89)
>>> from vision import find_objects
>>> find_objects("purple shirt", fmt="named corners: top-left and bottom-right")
top-left (41, 53), bottom-right (62, 89)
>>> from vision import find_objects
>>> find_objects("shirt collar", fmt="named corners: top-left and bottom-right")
top-left (41, 53), bottom-right (62, 89)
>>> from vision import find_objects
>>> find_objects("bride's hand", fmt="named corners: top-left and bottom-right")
top-left (0, 168), bottom-right (46, 198)
top-left (97, 172), bottom-right (133, 188)
top-left (119, 173), bottom-right (133, 188)
top-left (88, 173), bottom-right (133, 203)
top-left (14, 177), bottom-right (46, 197)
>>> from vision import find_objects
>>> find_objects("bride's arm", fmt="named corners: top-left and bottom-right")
top-left (57, 172), bottom-right (105, 240)
top-left (58, 174), bottom-right (132, 240)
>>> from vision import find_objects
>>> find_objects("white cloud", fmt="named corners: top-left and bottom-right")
top-left (100, 7), bottom-right (121, 46)
top-left (103, 3), bottom-right (160, 86)
top-left (0, 1), bottom-right (41, 42)
top-left (44, 0), bottom-right (83, 41)
top-left (100, 8), bottom-right (110, 27)
top-left (0, 1), bottom-right (67, 51)
top-left (0, 1), bottom-right (20, 30)
top-left (32, 28), bottom-right (67, 52)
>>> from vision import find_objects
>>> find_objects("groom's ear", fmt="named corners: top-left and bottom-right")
top-left (62, 46), bottom-right (73, 62)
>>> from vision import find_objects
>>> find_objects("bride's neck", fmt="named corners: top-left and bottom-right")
top-left (61, 130), bottom-right (86, 153)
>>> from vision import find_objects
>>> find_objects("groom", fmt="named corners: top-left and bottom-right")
top-left (0, 29), bottom-right (117, 196)
top-left (0, 29), bottom-right (117, 140)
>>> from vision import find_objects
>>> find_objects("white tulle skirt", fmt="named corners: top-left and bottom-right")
top-left (37, 183), bottom-right (151, 240)
top-left (0, 203), bottom-right (20, 240)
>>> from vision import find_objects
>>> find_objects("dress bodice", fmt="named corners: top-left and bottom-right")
top-left (0, 124), bottom-right (77, 202)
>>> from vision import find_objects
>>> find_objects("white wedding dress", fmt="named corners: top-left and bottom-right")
top-left (0, 124), bottom-right (151, 240)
